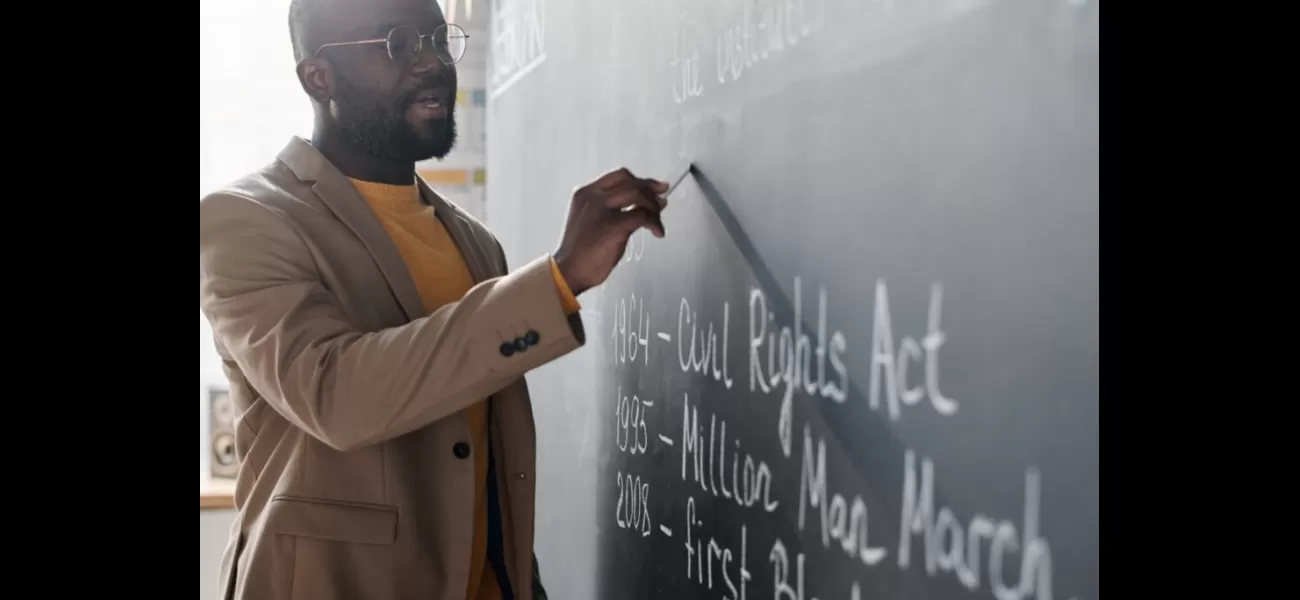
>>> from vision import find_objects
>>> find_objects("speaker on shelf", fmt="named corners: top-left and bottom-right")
top-left (208, 386), bottom-right (239, 480)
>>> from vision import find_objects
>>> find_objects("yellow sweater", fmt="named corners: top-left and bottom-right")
top-left (349, 178), bottom-right (580, 599)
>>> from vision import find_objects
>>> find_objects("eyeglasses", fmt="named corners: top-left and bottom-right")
top-left (313, 23), bottom-right (469, 66)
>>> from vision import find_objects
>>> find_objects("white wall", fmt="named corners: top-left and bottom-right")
top-left (200, 510), bottom-right (236, 600)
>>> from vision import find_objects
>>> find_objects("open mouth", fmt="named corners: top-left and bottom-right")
top-left (412, 89), bottom-right (448, 109)
top-left (408, 88), bottom-right (450, 121)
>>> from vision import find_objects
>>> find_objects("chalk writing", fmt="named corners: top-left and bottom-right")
top-left (714, 0), bottom-right (826, 86)
top-left (601, 274), bottom-right (1088, 600)
top-left (623, 229), bottom-right (647, 263)
top-left (681, 393), bottom-right (778, 513)
top-left (613, 293), bottom-right (651, 367)
top-left (899, 451), bottom-right (1055, 600)
top-left (615, 469), bottom-right (652, 537)
top-left (678, 297), bottom-right (735, 388)
top-left (748, 278), bottom-right (850, 457)
top-left (614, 386), bottom-right (651, 455)
top-left (769, 539), bottom-right (806, 600)
top-left (671, 13), bottom-right (705, 104)
top-left (869, 281), bottom-right (958, 422)
top-left (684, 495), bottom-right (752, 599)
top-left (773, 538), bottom-right (872, 600)
top-left (798, 424), bottom-right (888, 567)
top-left (488, 0), bottom-right (547, 98)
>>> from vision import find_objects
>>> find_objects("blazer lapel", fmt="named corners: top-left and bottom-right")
top-left (418, 179), bottom-right (498, 283)
top-left (275, 137), bottom-right (426, 321)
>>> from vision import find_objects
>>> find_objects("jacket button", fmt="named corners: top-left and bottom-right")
top-left (452, 442), bottom-right (470, 459)
top-left (513, 337), bottom-right (529, 352)
top-left (499, 342), bottom-right (515, 357)
top-left (523, 330), bottom-right (540, 346)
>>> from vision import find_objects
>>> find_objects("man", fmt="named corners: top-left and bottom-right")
top-left (197, 0), bottom-right (669, 597)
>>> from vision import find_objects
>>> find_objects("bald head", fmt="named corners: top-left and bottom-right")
top-left (287, 0), bottom-right (322, 63)
top-left (289, 0), bottom-right (459, 163)
top-left (289, 0), bottom-right (448, 63)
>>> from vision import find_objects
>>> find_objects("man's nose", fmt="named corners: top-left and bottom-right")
top-left (410, 40), bottom-right (450, 75)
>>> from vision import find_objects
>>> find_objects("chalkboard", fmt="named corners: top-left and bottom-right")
top-left (483, 0), bottom-right (1098, 599)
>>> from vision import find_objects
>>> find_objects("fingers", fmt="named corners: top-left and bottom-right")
top-left (647, 178), bottom-right (669, 194)
top-left (614, 207), bottom-right (665, 238)
top-left (590, 167), bottom-right (670, 194)
top-left (602, 180), bottom-right (666, 213)
top-left (582, 167), bottom-right (671, 240)
top-left (594, 167), bottom-right (636, 191)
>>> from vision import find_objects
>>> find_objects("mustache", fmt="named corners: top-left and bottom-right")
top-left (400, 76), bottom-right (454, 106)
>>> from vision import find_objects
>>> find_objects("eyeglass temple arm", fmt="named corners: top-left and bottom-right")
top-left (313, 38), bottom-right (388, 55)
top-left (312, 32), bottom-right (469, 57)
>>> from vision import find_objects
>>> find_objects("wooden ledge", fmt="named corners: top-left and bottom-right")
top-left (201, 479), bottom-right (236, 510)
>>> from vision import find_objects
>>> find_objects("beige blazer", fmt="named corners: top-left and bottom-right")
top-left (199, 137), bottom-right (584, 600)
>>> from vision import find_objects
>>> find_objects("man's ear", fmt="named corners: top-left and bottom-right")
top-left (296, 58), bottom-right (334, 103)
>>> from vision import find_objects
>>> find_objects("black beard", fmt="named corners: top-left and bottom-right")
top-left (332, 75), bottom-right (458, 162)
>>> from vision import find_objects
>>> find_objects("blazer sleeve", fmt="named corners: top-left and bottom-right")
top-left (199, 193), bottom-right (586, 451)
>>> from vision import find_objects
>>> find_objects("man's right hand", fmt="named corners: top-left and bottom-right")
top-left (552, 167), bottom-right (670, 296)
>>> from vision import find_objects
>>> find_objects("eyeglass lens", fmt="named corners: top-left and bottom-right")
top-left (387, 24), bottom-right (467, 65)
